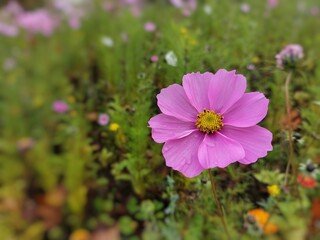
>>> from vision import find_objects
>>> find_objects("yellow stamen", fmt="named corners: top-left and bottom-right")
top-left (195, 109), bottom-right (224, 134)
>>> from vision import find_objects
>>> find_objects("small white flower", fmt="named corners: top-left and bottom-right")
top-left (101, 36), bottom-right (114, 47)
top-left (165, 51), bottom-right (177, 67)
top-left (203, 5), bottom-right (212, 15)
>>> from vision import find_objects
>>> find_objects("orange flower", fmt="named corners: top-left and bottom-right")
top-left (247, 209), bottom-right (278, 235)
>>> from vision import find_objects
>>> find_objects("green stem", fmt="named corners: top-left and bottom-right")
top-left (283, 71), bottom-right (295, 187)
top-left (207, 170), bottom-right (231, 240)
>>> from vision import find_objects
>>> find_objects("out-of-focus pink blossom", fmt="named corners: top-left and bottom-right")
top-left (52, 101), bottom-right (69, 113)
top-left (170, 0), bottom-right (197, 16)
top-left (275, 44), bottom-right (304, 69)
top-left (17, 9), bottom-right (59, 36)
top-left (102, 0), bottom-right (144, 16)
top-left (98, 113), bottom-right (110, 126)
top-left (102, 2), bottom-right (114, 12)
top-left (3, 57), bottom-right (16, 71)
top-left (0, 1), bottom-right (23, 37)
top-left (267, 0), bottom-right (278, 9)
top-left (144, 22), bottom-right (156, 32)
top-left (68, 15), bottom-right (81, 29)
top-left (0, 22), bottom-right (18, 37)
top-left (4, 1), bottom-right (23, 17)
top-left (240, 3), bottom-right (251, 13)
top-left (247, 64), bottom-right (255, 71)
top-left (310, 6), bottom-right (319, 16)
top-left (53, 0), bottom-right (85, 29)
top-left (150, 55), bottom-right (159, 62)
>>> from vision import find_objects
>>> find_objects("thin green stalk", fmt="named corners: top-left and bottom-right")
top-left (283, 71), bottom-right (295, 187)
top-left (207, 170), bottom-right (231, 240)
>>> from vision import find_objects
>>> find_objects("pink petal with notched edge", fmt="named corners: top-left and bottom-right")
top-left (221, 125), bottom-right (273, 164)
top-left (223, 92), bottom-right (269, 127)
top-left (157, 84), bottom-right (198, 122)
top-left (182, 72), bottom-right (212, 112)
top-left (148, 114), bottom-right (197, 143)
top-left (198, 132), bottom-right (245, 169)
top-left (209, 69), bottom-right (247, 114)
top-left (162, 131), bottom-right (205, 178)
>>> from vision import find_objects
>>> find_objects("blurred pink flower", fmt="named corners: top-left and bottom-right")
top-left (17, 9), bottom-right (59, 36)
top-left (0, 22), bottom-right (18, 37)
top-left (103, 0), bottom-right (144, 16)
top-left (275, 44), bottom-right (304, 69)
top-left (53, 0), bottom-right (85, 29)
top-left (170, 0), bottom-right (197, 16)
top-left (68, 15), bottom-right (81, 29)
top-left (0, 1), bottom-right (23, 37)
top-left (98, 113), bottom-right (110, 126)
top-left (3, 57), bottom-right (16, 70)
top-left (52, 101), bottom-right (69, 113)
top-left (144, 22), bottom-right (156, 32)
top-left (4, 1), bottom-right (24, 17)
top-left (310, 6), bottom-right (319, 16)
top-left (247, 64), bottom-right (255, 71)
top-left (148, 69), bottom-right (272, 177)
top-left (240, 3), bottom-right (251, 13)
top-left (150, 55), bottom-right (159, 62)
top-left (267, 0), bottom-right (278, 8)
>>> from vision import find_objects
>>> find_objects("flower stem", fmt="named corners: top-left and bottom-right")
top-left (284, 71), bottom-right (295, 187)
top-left (207, 169), bottom-right (231, 240)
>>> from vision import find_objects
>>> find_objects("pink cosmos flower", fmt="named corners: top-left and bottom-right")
top-left (52, 101), bottom-right (69, 113)
top-left (275, 44), bottom-right (304, 69)
top-left (148, 69), bottom-right (272, 177)
top-left (98, 113), bottom-right (110, 126)
top-left (144, 22), bottom-right (156, 32)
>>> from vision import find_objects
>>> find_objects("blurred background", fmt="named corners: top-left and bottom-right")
top-left (1, 0), bottom-right (320, 239)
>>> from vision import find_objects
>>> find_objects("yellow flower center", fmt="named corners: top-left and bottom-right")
top-left (195, 109), bottom-right (224, 134)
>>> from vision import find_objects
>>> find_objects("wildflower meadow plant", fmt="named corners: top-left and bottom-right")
top-left (149, 69), bottom-right (272, 239)
top-left (276, 44), bottom-right (304, 70)
top-left (276, 44), bottom-right (304, 186)
top-left (149, 69), bottom-right (272, 178)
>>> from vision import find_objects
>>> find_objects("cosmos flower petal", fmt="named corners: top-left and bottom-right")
top-left (182, 72), bottom-right (212, 112)
top-left (221, 125), bottom-right (273, 164)
top-left (163, 131), bottom-right (205, 178)
top-left (149, 114), bottom-right (197, 143)
top-left (223, 92), bottom-right (269, 127)
top-left (209, 69), bottom-right (247, 113)
top-left (198, 132), bottom-right (245, 169)
top-left (157, 84), bottom-right (198, 122)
